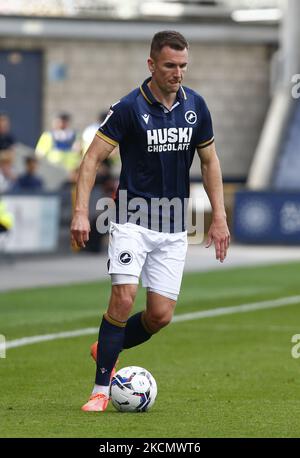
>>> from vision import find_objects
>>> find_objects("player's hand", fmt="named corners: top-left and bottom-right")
top-left (70, 210), bottom-right (91, 248)
top-left (205, 216), bottom-right (230, 263)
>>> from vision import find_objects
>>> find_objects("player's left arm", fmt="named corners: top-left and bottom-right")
top-left (197, 142), bottom-right (230, 262)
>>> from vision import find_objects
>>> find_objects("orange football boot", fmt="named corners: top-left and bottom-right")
top-left (81, 393), bottom-right (109, 412)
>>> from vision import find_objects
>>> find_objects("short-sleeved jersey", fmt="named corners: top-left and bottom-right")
top-left (97, 77), bottom-right (214, 232)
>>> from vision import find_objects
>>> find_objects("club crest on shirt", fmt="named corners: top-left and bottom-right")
top-left (185, 110), bottom-right (197, 124)
top-left (118, 251), bottom-right (133, 265)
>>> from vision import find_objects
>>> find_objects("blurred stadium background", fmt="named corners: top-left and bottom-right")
top-left (0, 0), bottom-right (300, 257)
top-left (1, 0), bottom-right (300, 438)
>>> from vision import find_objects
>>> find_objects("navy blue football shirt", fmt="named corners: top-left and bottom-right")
top-left (97, 77), bottom-right (214, 232)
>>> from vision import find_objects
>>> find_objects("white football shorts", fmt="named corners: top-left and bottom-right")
top-left (107, 221), bottom-right (188, 296)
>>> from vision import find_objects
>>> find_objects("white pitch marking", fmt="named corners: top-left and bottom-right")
top-left (172, 295), bottom-right (300, 323)
top-left (2, 327), bottom-right (98, 350)
top-left (1, 295), bottom-right (300, 352)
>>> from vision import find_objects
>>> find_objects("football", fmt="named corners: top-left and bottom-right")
top-left (110, 366), bottom-right (157, 412)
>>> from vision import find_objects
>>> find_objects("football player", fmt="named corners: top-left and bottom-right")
top-left (71, 30), bottom-right (230, 412)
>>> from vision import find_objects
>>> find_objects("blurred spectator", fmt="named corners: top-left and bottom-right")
top-left (0, 152), bottom-right (16, 193)
top-left (35, 112), bottom-right (81, 176)
top-left (0, 198), bottom-right (13, 256)
top-left (81, 113), bottom-right (116, 253)
top-left (83, 157), bottom-right (116, 253)
top-left (0, 113), bottom-right (15, 155)
top-left (81, 111), bottom-right (107, 156)
top-left (79, 111), bottom-right (116, 252)
top-left (82, 110), bottom-right (119, 181)
top-left (12, 156), bottom-right (44, 192)
top-left (0, 199), bottom-right (13, 234)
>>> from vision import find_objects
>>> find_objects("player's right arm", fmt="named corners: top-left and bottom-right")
top-left (70, 134), bottom-right (115, 248)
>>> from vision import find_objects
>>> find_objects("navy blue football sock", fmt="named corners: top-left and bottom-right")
top-left (122, 311), bottom-right (153, 349)
top-left (95, 313), bottom-right (126, 386)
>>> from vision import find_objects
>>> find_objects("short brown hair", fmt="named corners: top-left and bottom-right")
top-left (150, 31), bottom-right (189, 58)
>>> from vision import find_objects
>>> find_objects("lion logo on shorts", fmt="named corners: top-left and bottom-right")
top-left (118, 251), bottom-right (133, 265)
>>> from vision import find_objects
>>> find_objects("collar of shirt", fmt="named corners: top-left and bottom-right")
top-left (140, 77), bottom-right (187, 112)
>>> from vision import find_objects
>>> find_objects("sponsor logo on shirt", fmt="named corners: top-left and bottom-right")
top-left (146, 127), bottom-right (193, 152)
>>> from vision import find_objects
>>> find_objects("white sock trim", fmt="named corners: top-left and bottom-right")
top-left (92, 384), bottom-right (110, 397)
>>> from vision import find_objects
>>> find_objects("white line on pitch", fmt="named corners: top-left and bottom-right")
top-left (3, 328), bottom-right (99, 350)
top-left (171, 295), bottom-right (300, 322)
top-left (2, 295), bottom-right (300, 351)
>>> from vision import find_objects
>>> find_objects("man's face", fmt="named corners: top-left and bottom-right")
top-left (148, 46), bottom-right (188, 94)
top-left (53, 117), bottom-right (69, 130)
top-left (26, 159), bottom-right (38, 174)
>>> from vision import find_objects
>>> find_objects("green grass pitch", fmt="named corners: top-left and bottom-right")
top-left (1, 262), bottom-right (300, 438)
